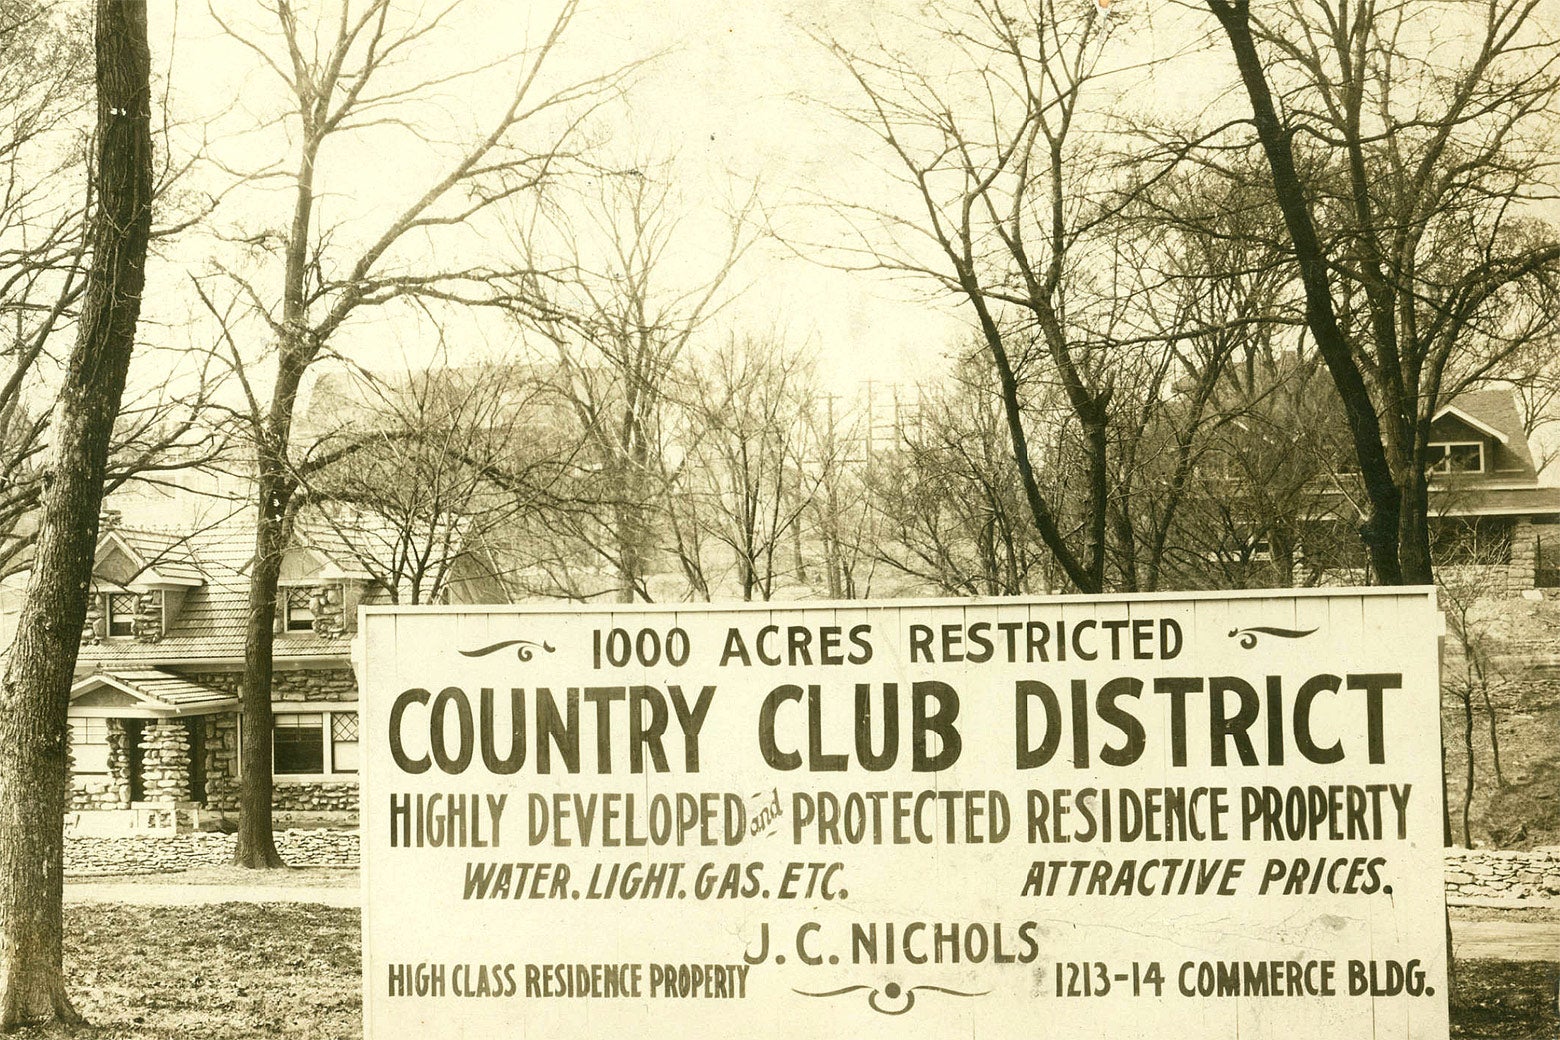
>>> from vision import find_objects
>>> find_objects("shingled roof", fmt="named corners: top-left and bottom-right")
top-left (99, 527), bottom-right (206, 585)
top-left (78, 516), bottom-right (386, 666)
top-left (1432, 485), bottom-right (1560, 516)
top-left (1433, 389), bottom-right (1537, 475)
top-left (70, 670), bottom-right (239, 715)
top-left (290, 522), bottom-right (376, 581)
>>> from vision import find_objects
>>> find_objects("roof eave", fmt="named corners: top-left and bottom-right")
top-left (134, 570), bottom-right (204, 588)
top-left (75, 652), bottom-right (351, 671)
top-left (1433, 403), bottom-right (1512, 445)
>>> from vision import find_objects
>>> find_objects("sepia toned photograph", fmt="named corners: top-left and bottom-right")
top-left (0, 0), bottom-right (1555, 1036)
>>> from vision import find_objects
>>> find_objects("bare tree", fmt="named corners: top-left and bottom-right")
top-left (1204, 0), bottom-right (1560, 585)
top-left (799, 390), bottom-right (878, 599)
top-left (0, 3), bottom-right (232, 577)
top-left (665, 334), bottom-right (819, 601)
top-left (503, 165), bottom-right (754, 602)
top-left (869, 358), bottom-right (1056, 596)
top-left (200, 0), bottom-right (630, 867)
top-left (1438, 531), bottom-right (1516, 847)
top-left (0, 0), bottom-right (151, 1023)
top-left (1506, 335), bottom-right (1560, 476)
top-left (299, 356), bottom-right (571, 604)
top-left (0, 0), bottom-right (91, 575)
top-left (819, 0), bottom-right (1152, 594)
top-left (1091, 161), bottom-right (1310, 591)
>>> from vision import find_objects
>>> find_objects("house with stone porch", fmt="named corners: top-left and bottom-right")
top-left (1417, 388), bottom-right (1560, 590)
top-left (1201, 383), bottom-right (1560, 589)
top-left (64, 516), bottom-right (383, 829)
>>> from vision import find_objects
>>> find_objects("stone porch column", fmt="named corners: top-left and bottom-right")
top-left (139, 719), bottom-right (191, 802)
top-left (1509, 517), bottom-right (1538, 591)
top-left (106, 719), bottom-right (133, 807)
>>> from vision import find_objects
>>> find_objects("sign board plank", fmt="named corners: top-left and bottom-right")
top-left (358, 590), bottom-right (1447, 1039)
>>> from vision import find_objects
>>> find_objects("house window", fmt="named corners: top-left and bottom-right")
top-left (283, 587), bottom-right (315, 632)
top-left (274, 713), bottom-right (324, 774)
top-left (273, 710), bottom-right (358, 776)
top-left (106, 592), bottom-right (138, 637)
top-left (69, 719), bottom-right (110, 775)
top-left (1428, 442), bottom-right (1484, 474)
top-left (331, 713), bottom-right (359, 773)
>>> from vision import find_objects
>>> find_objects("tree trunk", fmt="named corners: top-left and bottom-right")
top-left (1479, 684), bottom-right (1504, 789)
top-left (1081, 406), bottom-right (1110, 591)
top-left (234, 463), bottom-right (289, 868)
top-left (229, 93), bottom-right (325, 865)
top-left (1441, 729), bottom-right (1453, 848)
top-left (985, 333), bottom-right (1099, 593)
top-left (1206, 1), bottom-right (1406, 586)
top-left (1110, 499), bottom-right (1139, 593)
top-left (1398, 469), bottom-right (1435, 585)
top-left (1272, 524), bottom-right (1297, 588)
top-left (0, 0), bottom-right (151, 1024)
top-left (613, 490), bottom-right (641, 604)
top-left (1461, 690), bottom-right (1475, 848)
top-left (791, 516), bottom-right (806, 584)
top-left (1440, 685), bottom-right (1458, 994)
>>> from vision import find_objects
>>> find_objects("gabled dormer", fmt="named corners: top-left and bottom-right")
top-left (1429, 390), bottom-right (1539, 484)
top-left (275, 526), bottom-right (373, 638)
top-left (83, 525), bottom-right (205, 646)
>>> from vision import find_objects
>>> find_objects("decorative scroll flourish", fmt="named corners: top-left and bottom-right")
top-left (792, 982), bottom-right (988, 1016)
top-left (458, 639), bottom-right (556, 661)
top-left (1227, 626), bottom-right (1317, 649)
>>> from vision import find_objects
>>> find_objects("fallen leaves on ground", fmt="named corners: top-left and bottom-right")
top-left (20, 903), bottom-right (358, 1039)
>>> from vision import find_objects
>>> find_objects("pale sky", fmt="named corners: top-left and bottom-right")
top-left (141, 0), bottom-right (1004, 393)
top-left (133, 0), bottom-right (1556, 423)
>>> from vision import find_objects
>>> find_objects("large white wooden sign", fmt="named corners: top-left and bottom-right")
top-left (358, 589), bottom-right (1448, 1039)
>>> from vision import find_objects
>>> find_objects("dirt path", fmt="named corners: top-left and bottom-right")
top-left (65, 881), bottom-right (360, 907)
top-left (1453, 920), bottom-right (1560, 962)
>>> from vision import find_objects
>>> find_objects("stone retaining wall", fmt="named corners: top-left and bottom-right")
top-left (65, 827), bottom-right (359, 876)
top-left (69, 719), bottom-right (133, 810)
top-left (1444, 846), bottom-right (1560, 902)
top-left (274, 781), bottom-right (357, 812)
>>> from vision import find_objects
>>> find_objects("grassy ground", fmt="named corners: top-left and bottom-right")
top-left (20, 904), bottom-right (360, 1040)
top-left (0, 903), bottom-right (1545, 1038)
top-left (1453, 960), bottom-right (1559, 1038)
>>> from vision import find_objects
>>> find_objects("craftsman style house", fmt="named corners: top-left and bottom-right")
top-left (1420, 389), bottom-right (1560, 590)
top-left (64, 515), bottom-right (378, 824)
top-left (1188, 379), bottom-right (1560, 590)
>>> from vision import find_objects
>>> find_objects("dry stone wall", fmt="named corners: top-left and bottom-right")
top-left (1444, 846), bottom-right (1560, 902)
top-left (274, 781), bottom-right (357, 811)
top-left (274, 667), bottom-right (357, 702)
top-left (68, 718), bottom-right (133, 810)
top-left (1508, 517), bottom-right (1540, 591)
top-left (66, 827), bottom-right (359, 876)
top-left (203, 714), bottom-right (241, 811)
top-left (139, 719), bottom-right (190, 802)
